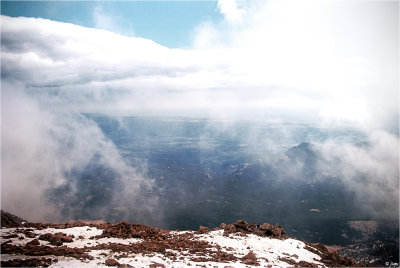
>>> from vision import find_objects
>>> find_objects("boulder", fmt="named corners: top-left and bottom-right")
top-left (26, 239), bottom-right (40, 246)
top-left (60, 235), bottom-right (73, 243)
top-left (38, 233), bottom-right (72, 246)
top-left (241, 251), bottom-right (259, 266)
top-left (49, 236), bottom-right (63, 246)
top-left (233, 220), bottom-right (249, 232)
top-left (105, 258), bottom-right (120, 266)
top-left (198, 226), bottom-right (209, 234)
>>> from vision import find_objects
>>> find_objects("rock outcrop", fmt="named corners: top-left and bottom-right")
top-left (222, 219), bottom-right (288, 239)
top-left (38, 232), bottom-right (74, 246)
top-left (1, 210), bottom-right (25, 227)
top-left (98, 221), bottom-right (169, 240)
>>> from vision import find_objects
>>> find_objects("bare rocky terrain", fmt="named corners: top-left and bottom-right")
top-left (1, 211), bottom-right (363, 267)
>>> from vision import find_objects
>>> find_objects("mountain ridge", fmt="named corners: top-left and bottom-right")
top-left (1, 211), bottom-right (361, 267)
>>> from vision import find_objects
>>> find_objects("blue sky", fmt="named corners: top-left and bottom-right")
top-left (1, 1), bottom-right (223, 48)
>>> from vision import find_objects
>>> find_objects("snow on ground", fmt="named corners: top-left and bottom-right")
top-left (1, 227), bottom-right (142, 248)
top-left (195, 230), bottom-right (324, 267)
top-left (1, 226), bottom-right (327, 267)
top-left (34, 226), bottom-right (103, 238)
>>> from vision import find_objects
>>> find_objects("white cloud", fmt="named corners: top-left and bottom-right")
top-left (2, 2), bottom-right (398, 130)
top-left (92, 5), bottom-right (135, 37)
top-left (193, 0), bottom-right (398, 130)
top-left (0, 0), bottom-right (398, 222)
top-left (1, 80), bottom-right (156, 222)
top-left (217, 0), bottom-right (245, 24)
top-left (318, 130), bottom-right (399, 219)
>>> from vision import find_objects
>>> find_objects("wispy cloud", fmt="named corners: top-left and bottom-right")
top-left (317, 131), bottom-right (399, 220)
top-left (217, 0), bottom-right (245, 25)
top-left (92, 5), bottom-right (135, 37)
top-left (1, 80), bottom-right (157, 222)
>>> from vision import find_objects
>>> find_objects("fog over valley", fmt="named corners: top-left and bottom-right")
top-left (1, 1), bottom-right (398, 264)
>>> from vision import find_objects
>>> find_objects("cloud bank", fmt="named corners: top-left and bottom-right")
top-left (1, 0), bottom-right (398, 223)
top-left (2, 0), bottom-right (398, 129)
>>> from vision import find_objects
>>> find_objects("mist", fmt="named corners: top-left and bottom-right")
top-left (1, 82), bottom-right (160, 224)
top-left (1, 0), bottom-right (398, 238)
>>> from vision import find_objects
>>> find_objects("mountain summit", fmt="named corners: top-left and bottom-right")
top-left (1, 211), bottom-right (359, 267)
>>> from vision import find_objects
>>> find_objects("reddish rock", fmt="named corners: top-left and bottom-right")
top-left (304, 242), bottom-right (363, 267)
top-left (1, 243), bottom-right (93, 260)
top-left (38, 233), bottom-right (53, 241)
top-left (101, 221), bottom-right (143, 239)
top-left (0, 212), bottom-right (362, 267)
top-left (1, 257), bottom-right (57, 267)
top-left (38, 232), bottom-right (73, 246)
top-left (234, 220), bottom-right (249, 232)
top-left (198, 226), bottom-right (209, 234)
top-left (105, 258), bottom-right (120, 266)
top-left (241, 251), bottom-right (259, 266)
top-left (222, 220), bottom-right (287, 239)
top-left (242, 251), bottom-right (257, 260)
top-left (100, 221), bottom-right (169, 241)
top-left (259, 223), bottom-right (274, 232)
top-left (54, 232), bottom-right (67, 236)
top-left (223, 224), bottom-right (237, 235)
top-left (26, 239), bottom-right (40, 246)
top-left (278, 256), bottom-right (316, 267)
top-left (258, 223), bottom-right (287, 238)
top-left (1, 240), bottom-right (12, 245)
top-left (312, 243), bottom-right (328, 253)
top-left (24, 231), bottom-right (36, 238)
top-left (1, 210), bottom-right (26, 227)
top-left (2, 233), bottom-right (18, 238)
top-left (49, 236), bottom-right (63, 246)
top-left (60, 235), bottom-right (73, 243)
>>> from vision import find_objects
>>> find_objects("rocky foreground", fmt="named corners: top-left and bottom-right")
top-left (1, 211), bottom-right (362, 267)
